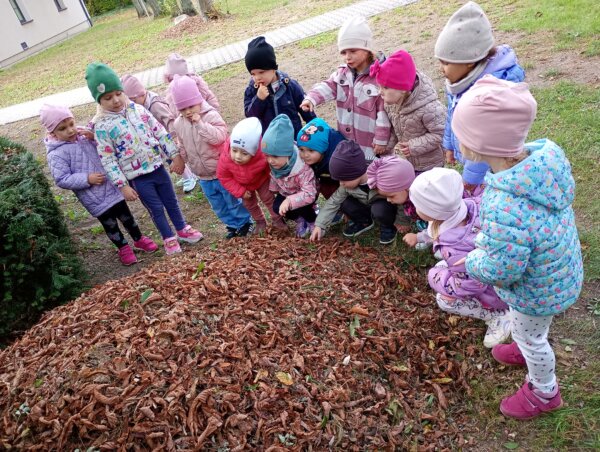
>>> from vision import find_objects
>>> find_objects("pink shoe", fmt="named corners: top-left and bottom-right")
top-left (500, 381), bottom-right (563, 420)
top-left (118, 245), bottom-right (137, 266)
top-left (177, 225), bottom-right (204, 243)
top-left (133, 236), bottom-right (158, 253)
top-left (492, 342), bottom-right (527, 367)
top-left (163, 237), bottom-right (182, 255)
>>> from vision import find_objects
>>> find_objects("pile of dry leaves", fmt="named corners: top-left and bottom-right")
top-left (0, 238), bottom-right (486, 450)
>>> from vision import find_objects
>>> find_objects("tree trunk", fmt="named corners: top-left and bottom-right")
top-left (131, 0), bottom-right (150, 17)
top-left (195, 0), bottom-right (219, 20)
top-left (176, 0), bottom-right (197, 15)
top-left (144, 0), bottom-right (162, 16)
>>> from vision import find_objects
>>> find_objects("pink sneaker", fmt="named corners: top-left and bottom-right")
top-left (118, 245), bottom-right (137, 266)
top-left (133, 236), bottom-right (158, 253)
top-left (500, 381), bottom-right (563, 420)
top-left (177, 225), bottom-right (203, 243)
top-left (492, 342), bottom-right (527, 367)
top-left (163, 237), bottom-right (182, 255)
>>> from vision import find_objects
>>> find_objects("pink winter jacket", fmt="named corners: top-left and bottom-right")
top-left (269, 155), bottom-right (318, 210)
top-left (166, 74), bottom-right (220, 119)
top-left (305, 65), bottom-right (390, 161)
top-left (173, 102), bottom-right (228, 180)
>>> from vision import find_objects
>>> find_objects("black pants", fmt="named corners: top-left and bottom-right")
top-left (273, 194), bottom-right (317, 222)
top-left (341, 197), bottom-right (397, 229)
top-left (97, 200), bottom-right (142, 248)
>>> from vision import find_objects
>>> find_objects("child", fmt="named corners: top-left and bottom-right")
top-left (86, 63), bottom-right (203, 255)
top-left (301, 16), bottom-right (391, 161)
top-left (404, 168), bottom-right (510, 347)
top-left (41, 104), bottom-right (158, 266)
top-left (217, 117), bottom-right (286, 234)
top-left (370, 49), bottom-right (445, 172)
top-left (309, 140), bottom-right (371, 242)
top-left (261, 114), bottom-right (318, 238)
top-left (244, 36), bottom-right (316, 136)
top-left (435, 1), bottom-right (525, 195)
top-left (453, 76), bottom-right (583, 419)
top-left (297, 118), bottom-right (346, 200)
top-left (366, 155), bottom-right (417, 244)
top-left (170, 75), bottom-right (253, 239)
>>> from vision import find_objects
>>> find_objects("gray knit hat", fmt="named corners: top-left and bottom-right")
top-left (434, 1), bottom-right (494, 63)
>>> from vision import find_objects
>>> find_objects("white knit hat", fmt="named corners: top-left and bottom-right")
top-left (337, 16), bottom-right (373, 53)
top-left (434, 1), bottom-right (494, 63)
top-left (230, 117), bottom-right (263, 156)
top-left (409, 168), bottom-right (466, 221)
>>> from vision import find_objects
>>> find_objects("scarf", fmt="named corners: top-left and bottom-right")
top-left (446, 60), bottom-right (487, 96)
top-left (270, 146), bottom-right (298, 179)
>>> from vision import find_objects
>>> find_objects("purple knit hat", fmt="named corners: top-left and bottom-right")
top-left (170, 75), bottom-right (204, 111)
top-left (367, 155), bottom-right (415, 192)
top-left (121, 74), bottom-right (146, 99)
top-left (39, 104), bottom-right (73, 132)
top-left (329, 140), bottom-right (367, 181)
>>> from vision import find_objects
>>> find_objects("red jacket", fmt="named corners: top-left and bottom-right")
top-left (217, 142), bottom-right (271, 198)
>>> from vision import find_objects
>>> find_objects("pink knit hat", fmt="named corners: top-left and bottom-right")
top-left (369, 50), bottom-right (416, 91)
top-left (367, 155), bottom-right (415, 192)
top-left (452, 75), bottom-right (537, 157)
top-left (165, 53), bottom-right (189, 77)
top-left (121, 74), bottom-right (146, 99)
top-left (170, 74), bottom-right (204, 111)
top-left (39, 104), bottom-right (73, 132)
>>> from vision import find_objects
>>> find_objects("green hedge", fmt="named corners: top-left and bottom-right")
top-left (0, 137), bottom-right (86, 339)
top-left (84, 0), bottom-right (132, 16)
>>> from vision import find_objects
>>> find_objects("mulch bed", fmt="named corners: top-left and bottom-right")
top-left (0, 237), bottom-right (486, 450)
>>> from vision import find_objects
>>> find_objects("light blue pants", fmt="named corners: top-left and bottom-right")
top-left (199, 179), bottom-right (251, 229)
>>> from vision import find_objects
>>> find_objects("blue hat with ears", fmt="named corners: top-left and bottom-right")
top-left (261, 114), bottom-right (295, 157)
top-left (296, 118), bottom-right (331, 154)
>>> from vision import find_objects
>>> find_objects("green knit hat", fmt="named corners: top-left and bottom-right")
top-left (85, 62), bottom-right (123, 103)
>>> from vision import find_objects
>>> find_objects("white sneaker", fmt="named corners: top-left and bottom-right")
top-left (483, 314), bottom-right (512, 348)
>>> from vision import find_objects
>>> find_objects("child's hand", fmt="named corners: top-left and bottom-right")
top-left (403, 232), bottom-right (418, 247)
top-left (120, 186), bottom-right (139, 201)
top-left (243, 191), bottom-right (252, 200)
top-left (191, 113), bottom-right (201, 123)
top-left (310, 226), bottom-right (323, 242)
top-left (256, 84), bottom-right (270, 101)
top-left (445, 149), bottom-right (456, 165)
top-left (170, 155), bottom-right (185, 175)
top-left (88, 173), bottom-right (106, 185)
top-left (373, 144), bottom-right (387, 155)
top-left (398, 142), bottom-right (411, 157)
top-left (300, 99), bottom-right (314, 112)
top-left (278, 198), bottom-right (292, 216)
top-left (78, 128), bottom-right (95, 141)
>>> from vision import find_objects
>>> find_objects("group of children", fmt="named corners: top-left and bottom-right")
top-left (40, 1), bottom-right (582, 421)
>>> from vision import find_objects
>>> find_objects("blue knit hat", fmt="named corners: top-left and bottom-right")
top-left (296, 118), bottom-right (331, 154)
top-left (261, 114), bottom-right (295, 157)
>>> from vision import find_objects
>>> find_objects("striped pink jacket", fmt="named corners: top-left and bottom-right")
top-left (305, 65), bottom-right (390, 161)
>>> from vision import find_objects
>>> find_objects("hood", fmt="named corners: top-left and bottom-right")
top-left (483, 45), bottom-right (519, 76)
top-left (45, 135), bottom-right (81, 155)
top-left (402, 71), bottom-right (439, 114)
top-left (435, 198), bottom-right (479, 248)
top-left (486, 139), bottom-right (575, 211)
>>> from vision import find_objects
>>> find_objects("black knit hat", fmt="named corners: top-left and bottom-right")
top-left (245, 36), bottom-right (278, 72)
top-left (329, 140), bottom-right (367, 181)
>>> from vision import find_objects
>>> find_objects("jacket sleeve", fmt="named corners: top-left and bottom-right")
top-left (194, 110), bottom-right (228, 146)
top-left (194, 75), bottom-right (221, 111)
top-left (407, 104), bottom-right (445, 156)
top-left (94, 128), bottom-right (128, 188)
top-left (373, 98), bottom-right (391, 146)
top-left (304, 71), bottom-right (338, 107)
top-left (150, 101), bottom-right (176, 136)
top-left (48, 152), bottom-right (90, 191)
top-left (217, 149), bottom-right (246, 199)
top-left (442, 98), bottom-right (454, 151)
top-left (315, 186), bottom-right (348, 229)
top-left (287, 166), bottom-right (318, 210)
top-left (465, 209), bottom-right (531, 287)
top-left (290, 81), bottom-right (316, 124)
top-left (146, 107), bottom-right (178, 159)
top-left (244, 84), bottom-right (268, 118)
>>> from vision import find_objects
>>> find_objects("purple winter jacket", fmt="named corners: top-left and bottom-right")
top-left (46, 136), bottom-right (124, 217)
top-left (427, 198), bottom-right (507, 310)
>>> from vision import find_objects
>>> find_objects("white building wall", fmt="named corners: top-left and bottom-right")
top-left (0, 0), bottom-right (91, 68)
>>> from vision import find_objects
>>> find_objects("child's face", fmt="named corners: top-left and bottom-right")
top-left (99, 91), bottom-right (127, 112)
top-left (416, 209), bottom-right (436, 222)
top-left (378, 189), bottom-right (408, 205)
top-left (341, 49), bottom-right (370, 71)
top-left (180, 104), bottom-right (202, 121)
top-left (250, 69), bottom-right (277, 86)
top-left (298, 146), bottom-right (323, 166)
top-left (379, 86), bottom-right (409, 105)
top-left (230, 147), bottom-right (253, 165)
top-left (266, 155), bottom-right (289, 169)
top-left (340, 176), bottom-right (364, 190)
top-left (438, 60), bottom-right (475, 84)
top-left (129, 93), bottom-right (146, 105)
top-left (51, 117), bottom-right (77, 142)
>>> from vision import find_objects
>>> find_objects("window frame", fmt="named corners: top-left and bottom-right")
top-left (9, 0), bottom-right (32, 25)
top-left (54, 0), bottom-right (68, 12)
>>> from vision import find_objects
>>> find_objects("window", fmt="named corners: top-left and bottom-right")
top-left (54, 0), bottom-right (67, 11)
top-left (10, 0), bottom-right (32, 24)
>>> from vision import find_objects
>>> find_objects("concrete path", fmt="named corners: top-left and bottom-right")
top-left (0, 0), bottom-right (416, 125)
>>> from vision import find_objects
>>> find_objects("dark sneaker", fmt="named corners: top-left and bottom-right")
top-left (330, 211), bottom-right (345, 226)
top-left (343, 221), bottom-right (374, 238)
top-left (236, 222), bottom-right (254, 237)
top-left (379, 225), bottom-right (397, 245)
top-left (225, 226), bottom-right (238, 240)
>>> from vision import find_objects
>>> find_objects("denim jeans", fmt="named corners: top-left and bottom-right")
top-left (199, 178), bottom-right (251, 229)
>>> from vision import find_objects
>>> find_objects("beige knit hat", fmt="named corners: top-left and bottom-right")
top-left (434, 1), bottom-right (494, 63)
top-left (337, 16), bottom-right (373, 53)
